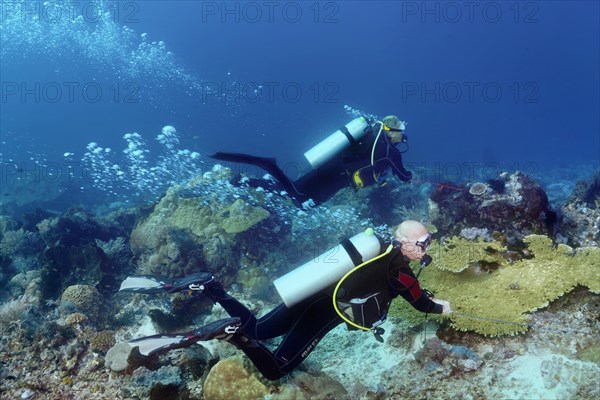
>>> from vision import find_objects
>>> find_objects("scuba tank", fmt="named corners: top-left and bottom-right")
top-left (273, 229), bottom-right (381, 307)
top-left (303, 117), bottom-right (370, 169)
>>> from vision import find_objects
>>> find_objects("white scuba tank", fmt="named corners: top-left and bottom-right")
top-left (273, 229), bottom-right (381, 307)
top-left (303, 117), bottom-right (370, 169)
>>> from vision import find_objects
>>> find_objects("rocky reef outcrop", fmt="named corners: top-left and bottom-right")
top-left (429, 171), bottom-right (558, 247)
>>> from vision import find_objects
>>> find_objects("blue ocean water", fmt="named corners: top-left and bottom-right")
top-left (1, 0), bottom-right (598, 207)
top-left (1, 3), bottom-right (600, 399)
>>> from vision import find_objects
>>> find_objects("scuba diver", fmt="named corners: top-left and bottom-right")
top-left (119, 221), bottom-right (452, 381)
top-left (210, 115), bottom-right (413, 207)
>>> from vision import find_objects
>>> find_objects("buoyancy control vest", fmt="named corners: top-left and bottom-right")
top-left (333, 244), bottom-right (397, 331)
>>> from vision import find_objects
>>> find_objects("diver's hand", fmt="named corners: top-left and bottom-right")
top-left (432, 298), bottom-right (452, 314)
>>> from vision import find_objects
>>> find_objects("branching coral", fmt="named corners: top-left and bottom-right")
top-left (0, 228), bottom-right (43, 258)
top-left (394, 205), bottom-right (428, 224)
top-left (0, 296), bottom-right (33, 334)
top-left (95, 237), bottom-right (126, 261)
top-left (389, 235), bottom-right (600, 336)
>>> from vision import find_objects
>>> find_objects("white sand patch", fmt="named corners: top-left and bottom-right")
top-left (497, 350), bottom-right (592, 400)
top-left (312, 323), bottom-right (413, 393)
top-left (503, 352), bottom-right (550, 398)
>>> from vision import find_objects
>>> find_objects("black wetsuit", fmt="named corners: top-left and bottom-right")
top-left (211, 122), bottom-right (412, 207)
top-left (289, 123), bottom-right (411, 205)
top-left (206, 246), bottom-right (442, 380)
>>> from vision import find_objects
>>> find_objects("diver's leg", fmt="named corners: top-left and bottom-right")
top-left (271, 294), bottom-right (342, 370)
top-left (294, 160), bottom-right (349, 205)
top-left (206, 284), bottom-right (311, 340)
top-left (228, 293), bottom-right (343, 380)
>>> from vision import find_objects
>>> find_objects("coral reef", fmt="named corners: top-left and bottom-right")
top-left (569, 169), bottom-right (600, 208)
top-left (41, 243), bottom-right (115, 300)
top-left (559, 170), bottom-right (600, 247)
top-left (129, 189), bottom-right (248, 280)
top-left (221, 199), bottom-right (270, 234)
top-left (128, 365), bottom-right (183, 399)
top-left (0, 215), bottom-right (20, 234)
top-left (3, 116), bottom-right (597, 399)
top-left (0, 228), bottom-right (43, 259)
top-left (31, 207), bottom-right (136, 300)
top-left (429, 171), bottom-right (558, 246)
top-left (468, 182), bottom-right (489, 196)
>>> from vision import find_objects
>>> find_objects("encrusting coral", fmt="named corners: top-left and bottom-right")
top-left (130, 183), bottom-right (271, 278)
top-left (389, 235), bottom-right (600, 336)
top-left (203, 356), bottom-right (271, 400)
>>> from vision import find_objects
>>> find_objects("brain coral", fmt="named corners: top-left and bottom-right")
top-left (203, 356), bottom-right (270, 400)
top-left (61, 285), bottom-right (102, 322)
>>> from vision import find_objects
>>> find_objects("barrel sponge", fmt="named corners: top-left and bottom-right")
top-left (431, 237), bottom-right (506, 273)
top-left (203, 356), bottom-right (270, 400)
top-left (61, 284), bottom-right (101, 321)
top-left (389, 235), bottom-right (600, 336)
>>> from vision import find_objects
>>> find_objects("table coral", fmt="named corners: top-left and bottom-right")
top-left (432, 236), bottom-right (506, 273)
top-left (389, 235), bottom-right (600, 336)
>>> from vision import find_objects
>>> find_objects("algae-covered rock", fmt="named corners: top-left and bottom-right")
top-left (220, 199), bottom-right (270, 234)
top-left (429, 171), bottom-right (558, 245)
top-left (130, 187), bottom-right (271, 278)
top-left (104, 342), bottom-right (134, 372)
top-left (389, 235), bottom-right (600, 336)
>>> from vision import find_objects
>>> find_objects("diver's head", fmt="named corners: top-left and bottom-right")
top-left (394, 220), bottom-right (432, 260)
top-left (382, 115), bottom-right (406, 144)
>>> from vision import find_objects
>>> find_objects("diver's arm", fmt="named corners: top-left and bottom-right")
top-left (390, 269), bottom-right (443, 314)
top-left (386, 147), bottom-right (412, 181)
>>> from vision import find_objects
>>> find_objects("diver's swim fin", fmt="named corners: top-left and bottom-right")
top-left (119, 272), bottom-right (215, 294)
top-left (210, 152), bottom-right (304, 197)
top-left (128, 317), bottom-right (242, 356)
